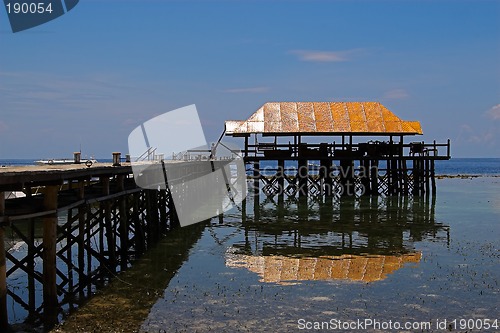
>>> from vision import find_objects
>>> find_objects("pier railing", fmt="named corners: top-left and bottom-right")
top-left (244, 139), bottom-right (451, 160)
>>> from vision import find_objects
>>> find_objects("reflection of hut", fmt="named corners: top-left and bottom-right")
top-left (225, 102), bottom-right (451, 196)
top-left (226, 248), bottom-right (421, 284)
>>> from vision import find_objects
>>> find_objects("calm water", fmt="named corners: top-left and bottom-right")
top-left (2, 158), bottom-right (499, 332)
top-left (53, 176), bottom-right (500, 333)
top-left (2, 158), bottom-right (500, 176)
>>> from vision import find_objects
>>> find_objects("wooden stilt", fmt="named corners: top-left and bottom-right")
top-left (133, 192), bottom-right (145, 254)
top-left (0, 192), bottom-right (8, 331)
top-left (42, 185), bottom-right (59, 329)
top-left (66, 209), bottom-right (74, 310)
top-left (277, 159), bottom-right (285, 205)
top-left (370, 160), bottom-right (379, 195)
top-left (28, 218), bottom-right (35, 320)
top-left (360, 159), bottom-right (370, 196)
top-left (402, 159), bottom-right (408, 195)
top-left (77, 181), bottom-right (85, 300)
top-left (101, 176), bottom-right (116, 273)
top-left (431, 159), bottom-right (436, 195)
top-left (253, 161), bottom-right (260, 219)
top-left (413, 159), bottom-right (420, 196)
top-left (253, 161), bottom-right (260, 197)
top-left (391, 158), bottom-right (399, 195)
top-left (298, 158), bottom-right (308, 197)
top-left (277, 159), bottom-right (285, 196)
top-left (320, 158), bottom-right (333, 196)
top-left (118, 175), bottom-right (128, 271)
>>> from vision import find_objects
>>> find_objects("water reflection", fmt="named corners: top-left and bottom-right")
top-left (227, 195), bottom-right (448, 284)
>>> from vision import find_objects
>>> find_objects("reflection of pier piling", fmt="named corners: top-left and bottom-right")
top-left (239, 194), bottom-right (447, 258)
top-left (226, 102), bottom-right (451, 198)
top-left (227, 194), bottom-right (449, 284)
top-left (0, 162), bottom-right (205, 330)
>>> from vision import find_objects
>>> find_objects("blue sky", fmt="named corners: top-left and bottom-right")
top-left (0, 0), bottom-right (499, 158)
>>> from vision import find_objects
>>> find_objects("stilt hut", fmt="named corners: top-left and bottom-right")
top-left (225, 102), bottom-right (451, 197)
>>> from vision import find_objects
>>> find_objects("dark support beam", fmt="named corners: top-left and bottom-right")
top-left (101, 177), bottom-right (116, 273)
top-left (28, 218), bottom-right (35, 319)
top-left (320, 158), bottom-right (333, 196)
top-left (42, 185), bottom-right (59, 329)
top-left (360, 159), bottom-right (370, 196)
top-left (298, 159), bottom-right (308, 197)
top-left (253, 161), bottom-right (260, 218)
top-left (244, 136), bottom-right (249, 158)
top-left (412, 159), bottom-right (419, 196)
top-left (431, 160), bottom-right (436, 195)
top-left (0, 193), bottom-right (8, 331)
top-left (402, 159), bottom-right (409, 195)
top-left (118, 175), bottom-right (128, 271)
top-left (277, 159), bottom-right (285, 198)
top-left (370, 160), bottom-right (379, 196)
top-left (340, 159), bottom-right (354, 196)
top-left (425, 159), bottom-right (430, 195)
top-left (77, 181), bottom-right (85, 300)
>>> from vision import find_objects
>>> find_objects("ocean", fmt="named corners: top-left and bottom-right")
top-left (2, 157), bottom-right (499, 332)
top-left (2, 158), bottom-right (500, 176)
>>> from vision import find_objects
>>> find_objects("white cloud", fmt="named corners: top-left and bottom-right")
top-left (289, 49), bottom-right (364, 62)
top-left (487, 104), bottom-right (500, 120)
top-left (383, 89), bottom-right (409, 100)
top-left (223, 86), bottom-right (269, 93)
top-left (458, 124), bottom-right (496, 145)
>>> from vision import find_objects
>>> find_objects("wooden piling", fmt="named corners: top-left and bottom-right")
top-left (77, 181), bottom-right (86, 300)
top-left (340, 159), bottom-right (354, 196)
top-left (42, 185), bottom-right (59, 329)
top-left (431, 159), bottom-right (436, 195)
top-left (402, 159), bottom-right (408, 195)
top-left (425, 159), bottom-right (430, 195)
top-left (321, 158), bottom-right (333, 196)
top-left (101, 176), bottom-right (116, 273)
top-left (277, 159), bottom-right (285, 196)
top-left (252, 161), bottom-right (261, 218)
top-left (370, 160), bottom-right (379, 195)
top-left (412, 159), bottom-right (419, 196)
top-left (0, 192), bottom-right (8, 331)
top-left (27, 218), bottom-right (35, 320)
top-left (360, 159), bottom-right (370, 196)
top-left (253, 161), bottom-right (260, 196)
top-left (298, 159), bottom-right (308, 197)
top-left (117, 175), bottom-right (128, 271)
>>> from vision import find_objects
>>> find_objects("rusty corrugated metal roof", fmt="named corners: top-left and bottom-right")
top-left (225, 102), bottom-right (423, 136)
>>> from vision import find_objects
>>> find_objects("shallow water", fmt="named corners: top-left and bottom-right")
top-left (54, 177), bottom-right (499, 333)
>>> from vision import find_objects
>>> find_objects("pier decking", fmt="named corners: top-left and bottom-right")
top-left (0, 162), bottom-right (182, 330)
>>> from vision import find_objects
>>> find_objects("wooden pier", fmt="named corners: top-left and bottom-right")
top-left (0, 161), bottom-right (181, 331)
top-left (226, 102), bottom-right (451, 198)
